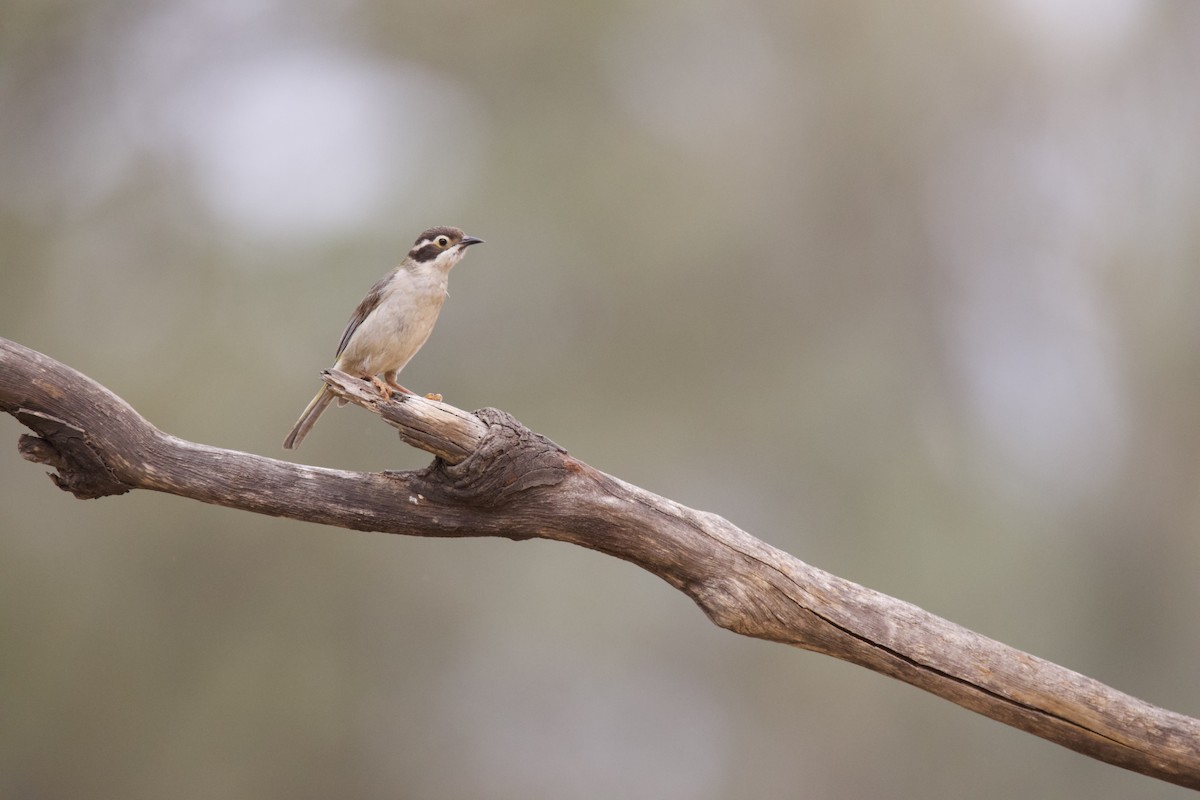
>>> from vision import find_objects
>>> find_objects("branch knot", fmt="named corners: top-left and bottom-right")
top-left (417, 407), bottom-right (569, 507)
top-left (15, 409), bottom-right (131, 499)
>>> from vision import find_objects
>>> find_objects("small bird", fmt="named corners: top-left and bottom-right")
top-left (283, 226), bottom-right (483, 449)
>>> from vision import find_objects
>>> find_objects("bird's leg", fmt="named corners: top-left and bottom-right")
top-left (391, 370), bottom-right (442, 401)
top-left (382, 371), bottom-right (413, 397)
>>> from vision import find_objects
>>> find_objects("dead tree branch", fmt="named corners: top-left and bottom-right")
top-left (1, 335), bottom-right (1198, 790)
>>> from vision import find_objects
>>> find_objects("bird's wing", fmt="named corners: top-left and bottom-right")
top-left (335, 269), bottom-right (394, 358)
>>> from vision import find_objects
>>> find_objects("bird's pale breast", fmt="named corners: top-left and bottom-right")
top-left (336, 268), bottom-right (448, 378)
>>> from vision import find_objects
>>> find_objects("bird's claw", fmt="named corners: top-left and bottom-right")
top-left (367, 376), bottom-right (391, 397)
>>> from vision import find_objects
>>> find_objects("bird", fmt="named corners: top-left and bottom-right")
top-left (283, 226), bottom-right (484, 449)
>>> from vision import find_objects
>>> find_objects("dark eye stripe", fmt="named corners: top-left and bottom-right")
top-left (410, 242), bottom-right (442, 262)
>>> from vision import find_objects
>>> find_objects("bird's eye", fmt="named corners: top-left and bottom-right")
top-left (436, 236), bottom-right (450, 248)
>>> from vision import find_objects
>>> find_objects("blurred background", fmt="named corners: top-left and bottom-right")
top-left (2, 0), bottom-right (1199, 797)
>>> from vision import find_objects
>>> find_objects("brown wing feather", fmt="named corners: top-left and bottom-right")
top-left (335, 269), bottom-right (394, 358)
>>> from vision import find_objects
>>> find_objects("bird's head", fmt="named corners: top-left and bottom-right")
top-left (407, 226), bottom-right (484, 271)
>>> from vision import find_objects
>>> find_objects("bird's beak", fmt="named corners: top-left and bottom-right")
top-left (460, 236), bottom-right (485, 248)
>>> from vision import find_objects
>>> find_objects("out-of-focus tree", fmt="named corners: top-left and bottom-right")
top-left (2, 1), bottom-right (1199, 798)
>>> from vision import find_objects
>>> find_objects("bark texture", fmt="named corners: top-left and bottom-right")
top-left (2, 336), bottom-right (1198, 790)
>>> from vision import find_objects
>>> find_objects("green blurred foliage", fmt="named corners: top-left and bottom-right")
top-left (2, 0), bottom-right (1199, 797)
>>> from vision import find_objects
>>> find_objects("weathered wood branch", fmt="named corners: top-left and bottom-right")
top-left (2, 335), bottom-right (1198, 790)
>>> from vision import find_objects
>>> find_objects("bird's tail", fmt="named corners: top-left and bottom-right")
top-left (283, 385), bottom-right (335, 450)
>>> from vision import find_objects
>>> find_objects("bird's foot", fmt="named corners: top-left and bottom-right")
top-left (365, 375), bottom-right (391, 398)
top-left (424, 392), bottom-right (443, 402)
